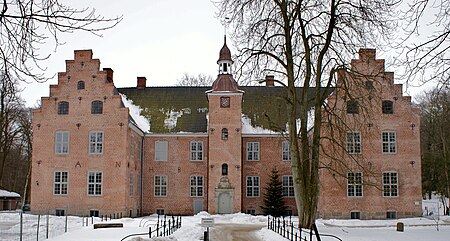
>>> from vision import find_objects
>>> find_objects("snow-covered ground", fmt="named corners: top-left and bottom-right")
top-left (2, 211), bottom-right (450, 241)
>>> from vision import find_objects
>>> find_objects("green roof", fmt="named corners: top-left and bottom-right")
top-left (118, 86), bottom-right (320, 133)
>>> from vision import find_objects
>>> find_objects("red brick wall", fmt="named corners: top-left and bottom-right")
top-left (318, 49), bottom-right (422, 219)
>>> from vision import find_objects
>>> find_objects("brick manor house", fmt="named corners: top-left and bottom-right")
top-left (30, 39), bottom-right (422, 219)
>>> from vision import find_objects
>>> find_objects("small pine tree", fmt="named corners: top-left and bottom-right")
top-left (260, 168), bottom-right (288, 217)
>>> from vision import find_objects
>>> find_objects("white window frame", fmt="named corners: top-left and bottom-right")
top-left (347, 172), bottom-right (363, 197)
top-left (346, 132), bottom-right (361, 154)
top-left (282, 175), bottom-right (295, 197)
top-left (55, 131), bottom-right (70, 154)
top-left (87, 171), bottom-right (102, 196)
top-left (190, 175), bottom-right (204, 197)
top-left (54, 171), bottom-right (68, 195)
top-left (246, 142), bottom-right (260, 161)
top-left (382, 131), bottom-right (397, 153)
top-left (155, 141), bottom-right (168, 161)
top-left (89, 131), bottom-right (104, 154)
top-left (190, 141), bottom-right (203, 161)
top-left (154, 175), bottom-right (168, 197)
top-left (383, 172), bottom-right (398, 197)
top-left (246, 176), bottom-right (260, 197)
top-left (129, 174), bottom-right (134, 197)
top-left (282, 141), bottom-right (291, 161)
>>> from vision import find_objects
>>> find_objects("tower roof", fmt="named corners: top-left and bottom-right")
top-left (210, 74), bottom-right (240, 92)
top-left (218, 36), bottom-right (232, 63)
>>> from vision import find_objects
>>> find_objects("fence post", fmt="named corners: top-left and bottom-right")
top-left (65, 214), bottom-right (68, 233)
top-left (46, 213), bottom-right (49, 239)
top-left (36, 214), bottom-right (40, 241)
top-left (149, 227), bottom-right (152, 238)
top-left (19, 211), bottom-right (23, 241)
top-left (291, 223), bottom-right (294, 241)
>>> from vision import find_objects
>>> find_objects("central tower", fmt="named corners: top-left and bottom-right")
top-left (206, 36), bottom-right (244, 214)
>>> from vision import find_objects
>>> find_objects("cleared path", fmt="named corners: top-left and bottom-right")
top-left (210, 223), bottom-right (266, 241)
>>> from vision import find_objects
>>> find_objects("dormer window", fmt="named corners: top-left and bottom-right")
top-left (222, 128), bottom-right (228, 140)
top-left (58, 101), bottom-right (69, 115)
top-left (91, 101), bottom-right (103, 114)
top-left (382, 100), bottom-right (394, 114)
top-left (347, 100), bottom-right (359, 114)
top-left (77, 81), bottom-right (85, 90)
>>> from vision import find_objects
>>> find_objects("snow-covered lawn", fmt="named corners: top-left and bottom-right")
top-left (2, 211), bottom-right (450, 241)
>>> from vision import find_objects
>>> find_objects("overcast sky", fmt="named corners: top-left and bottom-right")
top-left (20, 0), bottom-right (225, 106)
top-left (19, 0), bottom-right (438, 107)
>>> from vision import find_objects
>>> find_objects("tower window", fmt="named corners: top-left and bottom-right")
top-left (58, 101), bottom-right (69, 115)
top-left (223, 63), bottom-right (228, 72)
top-left (346, 100), bottom-right (359, 114)
top-left (382, 100), bottom-right (394, 114)
top-left (91, 101), bottom-right (103, 114)
top-left (222, 128), bottom-right (228, 140)
top-left (77, 81), bottom-right (85, 90)
top-left (222, 163), bottom-right (228, 176)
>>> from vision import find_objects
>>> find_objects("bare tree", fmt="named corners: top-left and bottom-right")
top-left (0, 0), bottom-right (122, 84)
top-left (398, 0), bottom-right (449, 88)
top-left (419, 87), bottom-right (450, 213)
top-left (175, 73), bottom-right (214, 86)
top-left (217, 0), bottom-right (398, 229)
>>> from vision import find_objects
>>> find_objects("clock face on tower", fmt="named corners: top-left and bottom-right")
top-left (220, 97), bottom-right (230, 108)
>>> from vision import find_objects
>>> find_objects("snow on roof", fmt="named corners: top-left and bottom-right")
top-left (162, 108), bottom-right (191, 131)
top-left (120, 94), bottom-right (151, 132)
top-left (241, 115), bottom-right (277, 134)
top-left (0, 189), bottom-right (20, 198)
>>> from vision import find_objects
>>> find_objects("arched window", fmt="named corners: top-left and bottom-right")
top-left (221, 128), bottom-right (228, 140)
top-left (222, 163), bottom-right (228, 176)
top-left (382, 100), bottom-right (394, 114)
top-left (77, 81), bottom-right (85, 90)
top-left (58, 101), bottom-right (69, 115)
top-left (91, 101), bottom-right (103, 114)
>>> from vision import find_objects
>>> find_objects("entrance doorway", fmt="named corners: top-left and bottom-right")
top-left (218, 192), bottom-right (232, 214)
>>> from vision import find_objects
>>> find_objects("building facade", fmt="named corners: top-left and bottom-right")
top-left (30, 41), bottom-right (422, 219)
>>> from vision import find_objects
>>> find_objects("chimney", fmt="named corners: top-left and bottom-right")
top-left (265, 75), bottom-right (275, 87)
top-left (137, 77), bottom-right (147, 89)
top-left (103, 68), bottom-right (114, 83)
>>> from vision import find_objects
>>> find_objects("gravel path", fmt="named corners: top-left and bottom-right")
top-left (210, 223), bottom-right (266, 241)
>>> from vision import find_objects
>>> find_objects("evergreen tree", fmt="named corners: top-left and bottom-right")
top-left (260, 168), bottom-right (288, 217)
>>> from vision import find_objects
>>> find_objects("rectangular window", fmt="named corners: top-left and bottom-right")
top-left (87, 171), bottom-right (102, 196)
top-left (351, 211), bottom-right (361, 219)
top-left (55, 209), bottom-right (65, 216)
top-left (155, 141), bottom-right (168, 161)
top-left (347, 172), bottom-right (363, 197)
top-left (282, 175), bottom-right (295, 197)
top-left (190, 176), bottom-right (204, 197)
top-left (90, 210), bottom-right (99, 217)
top-left (386, 211), bottom-right (397, 219)
top-left (383, 172), bottom-right (398, 197)
top-left (246, 176), bottom-right (260, 197)
top-left (129, 174), bottom-right (134, 197)
top-left (246, 142), bottom-right (260, 161)
top-left (156, 209), bottom-right (165, 215)
top-left (282, 141), bottom-right (291, 161)
top-left (382, 132), bottom-right (396, 153)
top-left (89, 131), bottom-right (104, 154)
top-left (154, 175), bottom-right (168, 197)
top-left (346, 132), bottom-right (361, 154)
top-left (55, 131), bottom-right (69, 154)
top-left (54, 171), bottom-right (68, 195)
top-left (190, 141), bottom-right (203, 161)
top-left (246, 209), bottom-right (256, 215)
top-left (130, 136), bottom-right (135, 160)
